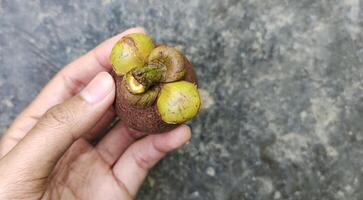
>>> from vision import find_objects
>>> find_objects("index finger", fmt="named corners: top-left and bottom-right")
top-left (28, 27), bottom-right (145, 116)
top-left (1, 27), bottom-right (145, 156)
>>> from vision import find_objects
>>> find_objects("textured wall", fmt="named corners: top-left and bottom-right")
top-left (1, 0), bottom-right (363, 199)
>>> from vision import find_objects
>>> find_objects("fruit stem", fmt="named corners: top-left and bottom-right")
top-left (125, 61), bottom-right (166, 94)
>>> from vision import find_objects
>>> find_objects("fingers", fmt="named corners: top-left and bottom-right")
top-left (0, 72), bottom-right (114, 178)
top-left (84, 106), bottom-right (116, 141)
top-left (35, 27), bottom-right (145, 110)
top-left (112, 125), bottom-right (191, 197)
top-left (95, 122), bottom-right (141, 166)
top-left (1, 27), bottom-right (145, 156)
top-left (29, 27), bottom-right (146, 114)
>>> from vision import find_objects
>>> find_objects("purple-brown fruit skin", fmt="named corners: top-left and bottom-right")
top-left (112, 56), bottom-right (197, 133)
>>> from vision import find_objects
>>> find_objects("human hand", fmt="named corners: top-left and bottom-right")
top-left (0, 27), bottom-right (191, 200)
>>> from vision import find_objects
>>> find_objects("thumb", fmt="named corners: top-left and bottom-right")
top-left (0, 72), bottom-right (114, 177)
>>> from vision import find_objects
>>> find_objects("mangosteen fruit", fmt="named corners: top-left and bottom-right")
top-left (110, 33), bottom-right (201, 133)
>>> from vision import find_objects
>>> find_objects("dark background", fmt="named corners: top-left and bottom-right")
top-left (1, 0), bottom-right (363, 199)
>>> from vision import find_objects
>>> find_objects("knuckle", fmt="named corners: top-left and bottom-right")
top-left (39, 104), bottom-right (76, 129)
top-left (132, 151), bottom-right (152, 171)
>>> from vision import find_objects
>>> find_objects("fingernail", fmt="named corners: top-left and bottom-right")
top-left (80, 72), bottom-right (114, 103)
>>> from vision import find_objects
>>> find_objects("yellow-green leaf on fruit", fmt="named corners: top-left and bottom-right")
top-left (110, 33), bottom-right (154, 75)
top-left (131, 33), bottom-right (155, 58)
top-left (157, 81), bottom-right (201, 124)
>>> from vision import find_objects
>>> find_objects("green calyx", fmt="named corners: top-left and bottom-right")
top-left (123, 45), bottom-right (186, 95)
top-left (131, 65), bottom-right (165, 92)
top-left (148, 45), bottom-right (186, 82)
top-left (157, 81), bottom-right (201, 124)
top-left (110, 33), bottom-right (154, 75)
top-left (112, 33), bottom-right (200, 124)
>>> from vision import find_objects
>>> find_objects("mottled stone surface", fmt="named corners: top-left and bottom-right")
top-left (1, 0), bottom-right (363, 199)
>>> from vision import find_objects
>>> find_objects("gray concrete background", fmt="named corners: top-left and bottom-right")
top-left (1, 0), bottom-right (363, 199)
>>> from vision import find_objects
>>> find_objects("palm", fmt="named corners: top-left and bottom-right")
top-left (44, 139), bottom-right (132, 200)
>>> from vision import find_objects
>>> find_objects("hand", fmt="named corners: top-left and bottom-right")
top-left (0, 28), bottom-right (191, 200)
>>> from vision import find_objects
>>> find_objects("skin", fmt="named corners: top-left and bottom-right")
top-left (0, 27), bottom-right (191, 200)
